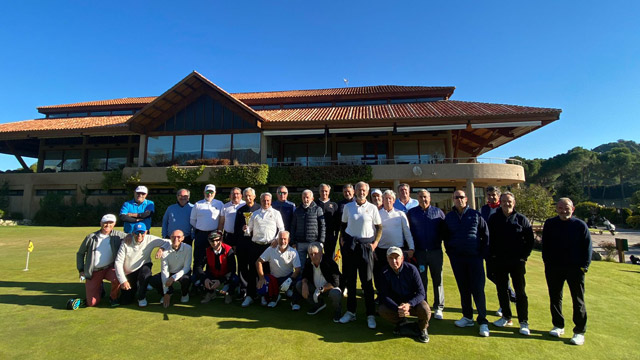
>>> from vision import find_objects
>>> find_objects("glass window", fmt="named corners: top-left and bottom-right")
top-left (308, 142), bottom-right (331, 166)
top-left (232, 133), bottom-right (260, 164)
top-left (203, 134), bottom-right (231, 161)
top-left (111, 110), bottom-right (135, 115)
top-left (147, 136), bottom-right (173, 166)
top-left (43, 151), bottom-right (63, 172)
top-left (68, 112), bottom-right (88, 117)
top-left (62, 150), bottom-right (82, 171)
top-left (107, 149), bottom-right (128, 170)
top-left (337, 142), bottom-right (363, 164)
top-left (90, 111), bottom-right (111, 116)
top-left (88, 149), bottom-right (108, 171)
top-left (364, 142), bottom-right (387, 164)
top-left (174, 135), bottom-right (203, 165)
top-left (394, 141), bottom-right (419, 164)
top-left (283, 144), bottom-right (307, 166)
top-left (419, 140), bottom-right (446, 163)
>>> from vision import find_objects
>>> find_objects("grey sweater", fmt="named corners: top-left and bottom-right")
top-left (76, 230), bottom-right (127, 280)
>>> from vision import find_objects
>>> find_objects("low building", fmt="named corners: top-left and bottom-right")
top-left (0, 71), bottom-right (560, 218)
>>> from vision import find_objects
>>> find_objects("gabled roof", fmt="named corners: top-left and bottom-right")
top-left (127, 71), bottom-right (264, 133)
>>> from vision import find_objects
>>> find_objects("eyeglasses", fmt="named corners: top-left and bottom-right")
top-left (454, 196), bottom-right (466, 199)
top-left (135, 192), bottom-right (146, 195)
top-left (205, 191), bottom-right (214, 194)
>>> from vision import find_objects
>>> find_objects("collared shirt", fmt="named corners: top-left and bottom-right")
top-left (342, 201), bottom-right (382, 238)
top-left (407, 205), bottom-right (445, 251)
top-left (378, 207), bottom-right (414, 250)
top-left (260, 245), bottom-right (300, 278)
top-left (161, 243), bottom-right (192, 294)
top-left (120, 199), bottom-right (155, 233)
top-left (313, 264), bottom-right (329, 289)
top-left (393, 198), bottom-right (419, 213)
top-left (222, 200), bottom-right (246, 234)
top-left (115, 235), bottom-right (171, 284)
top-left (93, 233), bottom-right (112, 268)
top-left (190, 198), bottom-right (224, 231)
top-left (249, 207), bottom-right (285, 245)
top-left (162, 202), bottom-right (194, 238)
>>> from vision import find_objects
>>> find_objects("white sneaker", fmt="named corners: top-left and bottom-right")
top-left (519, 322), bottom-right (530, 336)
top-left (138, 298), bottom-right (148, 307)
top-left (241, 296), bottom-right (254, 307)
top-left (291, 303), bottom-right (301, 311)
top-left (367, 315), bottom-right (377, 329)
top-left (479, 324), bottom-right (490, 337)
top-left (339, 311), bottom-right (356, 324)
top-left (454, 317), bottom-right (475, 327)
top-left (267, 295), bottom-right (281, 308)
top-left (495, 307), bottom-right (503, 317)
top-left (180, 294), bottom-right (189, 303)
top-left (570, 333), bottom-right (585, 346)
top-left (549, 327), bottom-right (565, 337)
top-left (260, 296), bottom-right (268, 306)
top-left (493, 317), bottom-right (513, 327)
top-left (434, 309), bottom-right (444, 320)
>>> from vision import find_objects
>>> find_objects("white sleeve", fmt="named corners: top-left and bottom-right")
top-left (115, 242), bottom-right (128, 284)
top-left (401, 213), bottom-right (414, 250)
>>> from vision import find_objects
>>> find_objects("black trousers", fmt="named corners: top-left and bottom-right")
top-left (193, 230), bottom-right (213, 267)
top-left (373, 247), bottom-right (389, 292)
top-left (487, 258), bottom-right (516, 301)
top-left (246, 242), bottom-right (269, 298)
top-left (343, 240), bottom-right (375, 316)
top-left (544, 264), bottom-right (587, 334)
top-left (449, 254), bottom-right (487, 324)
top-left (149, 271), bottom-right (191, 296)
top-left (120, 263), bottom-right (153, 305)
top-left (494, 260), bottom-right (528, 322)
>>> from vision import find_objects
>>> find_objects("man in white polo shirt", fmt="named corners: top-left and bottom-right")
top-left (149, 230), bottom-right (192, 308)
top-left (190, 184), bottom-right (224, 272)
top-left (241, 192), bottom-right (285, 307)
top-left (221, 187), bottom-right (245, 248)
top-left (256, 231), bottom-right (301, 308)
top-left (338, 181), bottom-right (383, 329)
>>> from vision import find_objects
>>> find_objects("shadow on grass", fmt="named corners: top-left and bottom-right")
top-left (0, 281), bottom-right (88, 310)
top-left (0, 281), bottom-right (573, 344)
top-left (618, 269), bottom-right (640, 274)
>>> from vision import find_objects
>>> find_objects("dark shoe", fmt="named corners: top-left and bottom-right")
top-left (333, 311), bottom-right (342, 323)
top-left (393, 320), bottom-right (411, 335)
top-left (307, 302), bottom-right (326, 315)
top-left (418, 329), bottom-right (430, 343)
top-left (110, 298), bottom-right (120, 307)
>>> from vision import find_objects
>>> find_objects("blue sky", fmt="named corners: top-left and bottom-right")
top-left (1, 1), bottom-right (638, 170)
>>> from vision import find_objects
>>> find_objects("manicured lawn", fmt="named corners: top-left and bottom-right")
top-left (0, 226), bottom-right (638, 359)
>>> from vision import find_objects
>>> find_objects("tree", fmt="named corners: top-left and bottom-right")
top-left (600, 147), bottom-right (638, 201)
top-left (556, 172), bottom-right (586, 203)
top-left (511, 184), bottom-right (556, 224)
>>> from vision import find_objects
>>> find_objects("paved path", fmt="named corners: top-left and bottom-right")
top-left (590, 228), bottom-right (640, 263)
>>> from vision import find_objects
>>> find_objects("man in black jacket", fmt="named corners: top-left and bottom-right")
top-left (296, 242), bottom-right (342, 320)
top-left (316, 183), bottom-right (339, 258)
top-left (542, 197), bottom-right (592, 346)
top-left (291, 189), bottom-right (326, 274)
top-left (487, 192), bottom-right (534, 335)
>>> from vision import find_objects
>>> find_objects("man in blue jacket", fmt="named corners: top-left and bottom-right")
top-left (442, 190), bottom-right (490, 337)
top-left (378, 247), bottom-right (431, 343)
top-left (542, 197), bottom-right (592, 346)
top-left (120, 185), bottom-right (154, 234)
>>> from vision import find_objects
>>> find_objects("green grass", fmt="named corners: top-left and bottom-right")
top-left (1, 226), bottom-right (639, 359)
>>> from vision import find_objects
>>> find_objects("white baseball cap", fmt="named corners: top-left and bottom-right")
top-left (205, 184), bottom-right (216, 192)
top-left (100, 214), bottom-right (117, 223)
top-left (135, 186), bottom-right (148, 194)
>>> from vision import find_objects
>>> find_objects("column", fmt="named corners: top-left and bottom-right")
top-left (137, 135), bottom-right (146, 167)
top-left (466, 179), bottom-right (476, 209)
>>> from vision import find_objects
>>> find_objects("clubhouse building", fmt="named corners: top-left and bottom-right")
top-left (0, 72), bottom-right (561, 218)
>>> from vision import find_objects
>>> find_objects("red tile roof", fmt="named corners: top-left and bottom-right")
top-left (255, 101), bottom-right (560, 123)
top-left (0, 116), bottom-right (131, 139)
top-left (37, 97), bottom-right (156, 112)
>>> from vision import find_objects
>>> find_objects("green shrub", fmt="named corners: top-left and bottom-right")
top-left (34, 194), bottom-right (109, 226)
top-left (626, 215), bottom-right (640, 229)
top-left (600, 207), bottom-right (632, 225)
top-left (599, 241), bottom-right (618, 262)
top-left (0, 209), bottom-right (4, 219)
top-left (575, 201), bottom-right (602, 220)
top-left (268, 165), bottom-right (372, 187)
top-left (209, 165), bottom-right (269, 187)
top-left (10, 212), bottom-right (24, 220)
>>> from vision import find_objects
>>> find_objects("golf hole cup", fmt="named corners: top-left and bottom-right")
top-left (243, 212), bottom-right (252, 236)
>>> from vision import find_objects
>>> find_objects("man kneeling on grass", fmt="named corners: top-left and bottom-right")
top-left (255, 231), bottom-right (301, 308)
top-left (378, 247), bottom-right (431, 343)
top-left (195, 231), bottom-right (239, 304)
top-left (296, 242), bottom-right (343, 321)
top-left (149, 230), bottom-right (192, 308)
top-left (76, 214), bottom-right (126, 307)
top-left (115, 223), bottom-right (171, 307)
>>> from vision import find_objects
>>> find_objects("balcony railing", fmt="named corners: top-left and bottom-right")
top-left (267, 157), bottom-right (522, 167)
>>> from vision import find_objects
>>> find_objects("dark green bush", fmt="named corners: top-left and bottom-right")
top-left (626, 215), bottom-right (640, 229)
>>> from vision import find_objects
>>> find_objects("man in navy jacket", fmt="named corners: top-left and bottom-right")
top-left (442, 190), bottom-right (490, 337)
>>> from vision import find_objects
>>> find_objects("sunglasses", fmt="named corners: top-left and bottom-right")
top-left (278, 192), bottom-right (288, 195)
top-left (454, 196), bottom-right (466, 199)
top-left (205, 191), bottom-right (214, 194)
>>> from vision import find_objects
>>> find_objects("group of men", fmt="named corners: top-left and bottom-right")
top-left (76, 182), bottom-right (591, 345)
